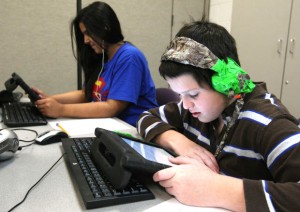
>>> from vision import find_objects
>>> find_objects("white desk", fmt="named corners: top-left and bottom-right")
top-left (0, 116), bottom-right (227, 212)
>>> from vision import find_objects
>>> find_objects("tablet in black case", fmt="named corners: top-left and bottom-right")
top-left (5, 72), bottom-right (40, 102)
top-left (91, 128), bottom-right (176, 189)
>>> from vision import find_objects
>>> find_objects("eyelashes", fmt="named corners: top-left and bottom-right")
top-left (189, 93), bottom-right (199, 99)
top-left (180, 92), bottom-right (199, 99)
top-left (179, 88), bottom-right (202, 100)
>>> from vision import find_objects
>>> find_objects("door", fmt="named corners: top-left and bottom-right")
top-left (230, 0), bottom-right (292, 98)
top-left (281, 0), bottom-right (300, 117)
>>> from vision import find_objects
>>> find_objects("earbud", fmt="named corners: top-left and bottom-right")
top-left (101, 40), bottom-right (105, 55)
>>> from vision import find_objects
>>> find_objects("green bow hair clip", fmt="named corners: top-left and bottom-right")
top-left (212, 58), bottom-right (255, 97)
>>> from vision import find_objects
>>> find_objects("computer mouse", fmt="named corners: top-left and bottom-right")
top-left (35, 130), bottom-right (68, 145)
top-left (0, 129), bottom-right (19, 161)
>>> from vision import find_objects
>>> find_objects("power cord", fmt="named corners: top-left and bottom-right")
top-left (7, 153), bottom-right (66, 212)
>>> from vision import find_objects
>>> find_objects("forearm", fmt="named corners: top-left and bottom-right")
top-left (51, 90), bottom-right (86, 104)
top-left (155, 130), bottom-right (190, 152)
top-left (59, 100), bottom-right (128, 118)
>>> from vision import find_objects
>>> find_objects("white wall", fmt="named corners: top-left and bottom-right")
top-left (0, 0), bottom-right (208, 94)
top-left (209, 0), bottom-right (233, 32)
top-left (0, 0), bottom-right (76, 94)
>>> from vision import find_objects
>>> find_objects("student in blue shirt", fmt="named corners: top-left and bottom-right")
top-left (34, 1), bottom-right (158, 126)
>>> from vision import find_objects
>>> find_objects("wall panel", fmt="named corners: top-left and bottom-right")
top-left (0, 1), bottom-right (207, 95)
top-left (0, 0), bottom-right (76, 94)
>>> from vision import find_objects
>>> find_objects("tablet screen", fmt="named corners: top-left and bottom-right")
top-left (122, 138), bottom-right (175, 166)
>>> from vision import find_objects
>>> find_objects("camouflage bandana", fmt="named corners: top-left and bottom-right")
top-left (161, 37), bottom-right (255, 97)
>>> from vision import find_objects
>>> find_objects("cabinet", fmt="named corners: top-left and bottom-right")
top-left (231, 0), bottom-right (300, 117)
top-left (281, 1), bottom-right (300, 118)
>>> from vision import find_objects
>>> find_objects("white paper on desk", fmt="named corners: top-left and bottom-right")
top-left (144, 198), bottom-right (229, 212)
top-left (49, 118), bottom-right (130, 137)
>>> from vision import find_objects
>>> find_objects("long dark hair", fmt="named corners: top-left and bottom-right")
top-left (159, 20), bottom-right (240, 89)
top-left (71, 1), bottom-right (124, 101)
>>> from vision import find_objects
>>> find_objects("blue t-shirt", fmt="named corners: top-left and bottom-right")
top-left (92, 42), bottom-right (158, 126)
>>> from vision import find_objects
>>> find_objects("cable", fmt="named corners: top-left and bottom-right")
top-left (7, 153), bottom-right (66, 212)
top-left (19, 142), bottom-right (36, 148)
top-left (0, 128), bottom-right (38, 149)
top-left (11, 128), bottom-right (38, 142)
top-left (95, 48), bottom-right (105, 101)
top-left (11, 128), bottom-right (39, 148)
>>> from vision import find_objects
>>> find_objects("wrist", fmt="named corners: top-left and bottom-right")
top-left (58, 103), bottom-right (67, 117)
top-left (213, 175), bottom-right (246, 211)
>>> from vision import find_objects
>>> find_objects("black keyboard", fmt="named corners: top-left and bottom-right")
top-left (62, 137), bottom-right (155, 209)
top-left (1, 102), bottom-right (47, 127)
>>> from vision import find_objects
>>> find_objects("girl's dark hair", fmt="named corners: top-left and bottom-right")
top-left (159, 20), bottom-right (240, 89)
top-left (70, 1), bottom-right (124, 101)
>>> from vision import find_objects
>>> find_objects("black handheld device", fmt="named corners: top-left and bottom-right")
top-left (91, 128), bottom-right (176, 189)
top-left (5, 72), bottom-right (40, 102)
